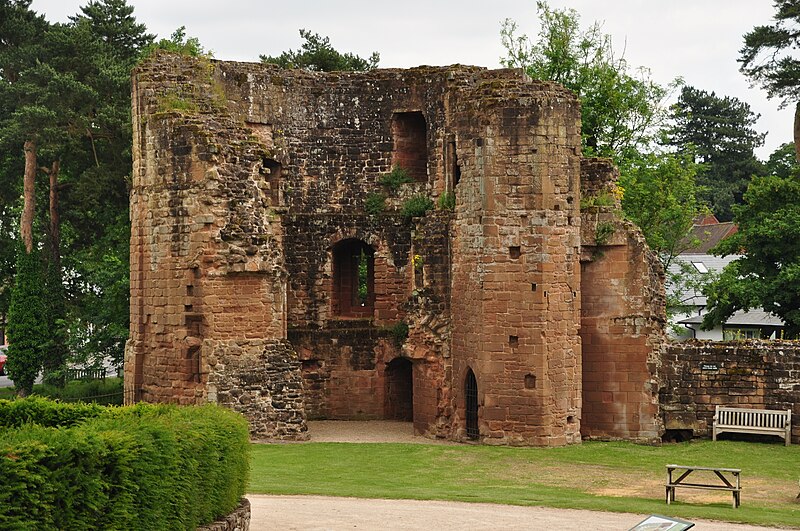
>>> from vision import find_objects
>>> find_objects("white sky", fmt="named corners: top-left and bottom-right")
top-left (31, 0), bottom-right (790, 159)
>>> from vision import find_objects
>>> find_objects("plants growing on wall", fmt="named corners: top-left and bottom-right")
top-left (379, 166), bottom-right (414, 191)
top-left (437, 191), bottom-right (455, 211)
top-left (401, 195), bottom-right (434, 220)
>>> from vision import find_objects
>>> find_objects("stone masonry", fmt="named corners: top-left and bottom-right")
top-left (660, 340), bottom-right (800, 444)
top-left (126, 51), bottom-right (666, 445)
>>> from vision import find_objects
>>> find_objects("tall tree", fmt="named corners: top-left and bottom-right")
top-left (618, 150), bottom-right (708, 326)
top-left (261, 29), bottom-right (379, 72)
top-left (59, 0), bottom-right (153, 367)
top-left (618, 151), bottom-right (705, 270)
top-left (765, 141), bottom-right (799, 177)
top-left (500, 1), bottom-right (673, 163)
top-left (703, 173), bottom-right (800, 335)
top-left (739, 0), bottom-right (800, 160)
top-left (0, 0), bottom-right (153, 387)
top-left (0, 0), bottom-right (54, 391)
top-left (664, 86), bottom-right (765, 221)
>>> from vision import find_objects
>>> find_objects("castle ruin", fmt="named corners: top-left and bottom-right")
top-left (125, 52), bottom-right (667, 446)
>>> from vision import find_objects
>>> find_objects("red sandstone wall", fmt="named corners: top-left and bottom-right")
top-left (449, 74), bottom-right (583, 445)
top-left (130, 54), bottom-right (666, 446)
top-left (579, 159), bottom-right (666, 442)
top-left (127, 53), bottom-right (306, 438)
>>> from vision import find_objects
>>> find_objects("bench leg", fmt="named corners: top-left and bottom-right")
top-left (733, 490), bottom-right (740, 509)
top-left (665, 486), bottom-right (673, 505)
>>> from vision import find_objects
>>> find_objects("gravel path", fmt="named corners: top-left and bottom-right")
top-left (247, 495), bottom-right (786, 531)
top-left (248, 421), bottom-right (795, 530)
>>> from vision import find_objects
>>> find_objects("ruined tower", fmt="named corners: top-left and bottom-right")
top-left (126, 52), bottom-right (665, 445)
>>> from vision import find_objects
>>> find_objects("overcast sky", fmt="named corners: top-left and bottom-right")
top-left (31, 0), bottom-right (790, 159)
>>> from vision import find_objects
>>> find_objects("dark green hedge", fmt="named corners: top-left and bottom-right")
top-left (0, 396), bottom-right (105, 428)
top-left (0, 399), bottom-right (250, 530)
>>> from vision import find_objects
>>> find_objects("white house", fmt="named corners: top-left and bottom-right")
top-left (667, 217), bottom-right (785, 341)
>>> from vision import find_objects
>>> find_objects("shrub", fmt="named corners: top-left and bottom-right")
top-left (42, 377), bottom-right (124, 405)
top-left (0, 399), bottom-right (249, 530)
top-left (388, 322), bottom-right (409, 348)
top-left (401, 195), bottom-right (434, 219)
top-left (0, 377), bottom-right (125, 405)
top-left (0, 396), bottom-right (105, 429)
top-left (379, 166), bottom-right (413, 191)
top-left (365, 192), bottom-right (386, 215)
top-left (594, 221), bottom-right (616, 246)
top-left (437, 191), bottom-right (455, 211)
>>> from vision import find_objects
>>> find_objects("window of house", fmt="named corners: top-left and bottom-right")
top-left (691, 261), bottom-right (709, 273)
top-left (722, 327), bottom-right (761, 340)
top-left (333, 239), bottom-right (374, 318)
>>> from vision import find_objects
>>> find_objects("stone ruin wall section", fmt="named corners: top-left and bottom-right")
top-left (126, 53), bottom-right (306, 439)
top-left (578, 158), bottom-right (666, 443)
top-left (661, 340), bottom-right (800, 443)
top-left (212, 62), bottom-right (469, 430)
top-left (127, 53), bottom-right (673, 446)
top-left (448, 74), bottom-right (584, 445)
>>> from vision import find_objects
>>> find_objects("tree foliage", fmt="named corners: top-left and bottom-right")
top-left (664, 86), bottom-right (765, 221)
top-left (765, 141), bottom-right (800, 177)
top-left (618, 151), bottom-right (706, 270)
top-left (499, 1), bottom-right (702, 273)
top-left (141, 26), bottom-right (206, 58)
top-left (0, 0), bottom-right (153, 385)
top-left (739, 0), bottom-right (800, 158)
top-left (702, 173), bottom-right (800, 335)
top-left (261, 29), bottom-right (379, 72)
top-left (6, 246), bottom-right (47, 395)
top-left (500, 1), bottom-right (673, 162)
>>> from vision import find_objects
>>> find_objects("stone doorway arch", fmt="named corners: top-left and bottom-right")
top-left (384, 357), bottom-right (413, 421)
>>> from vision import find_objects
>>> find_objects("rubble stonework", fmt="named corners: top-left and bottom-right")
top-left (660, 340), bottom-right (800, 443)
top-left (126, 51), bottom-right (666, 445)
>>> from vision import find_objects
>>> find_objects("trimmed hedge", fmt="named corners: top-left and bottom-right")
top-left (0, 396), bottom-right (105, 428)
top-left (0, 399), bottom-right (250, 530)
top-left (0, 377), bottom-right (125, 405)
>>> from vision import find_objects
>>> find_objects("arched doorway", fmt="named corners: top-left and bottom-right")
top-left (385, 357), bottom-right (413, 421)
top-left (332, 239), bottom-right (374, 318)
top-left (465, 368), bottom-right (479, 439)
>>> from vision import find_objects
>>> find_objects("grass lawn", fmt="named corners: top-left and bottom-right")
top-left (249, 440), bottom-right (800, 528)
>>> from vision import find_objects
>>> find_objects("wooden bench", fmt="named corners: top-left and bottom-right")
top-left (713, 405), bottom-right (792, 446)
top-left (666, 464), bottom-right (741, 508)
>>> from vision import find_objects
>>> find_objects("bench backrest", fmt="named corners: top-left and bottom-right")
top-left (716, 406), bottom-right (790, 428)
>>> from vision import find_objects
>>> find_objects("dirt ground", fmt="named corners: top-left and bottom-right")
top-left (246, 421), bottom-right (794, 530)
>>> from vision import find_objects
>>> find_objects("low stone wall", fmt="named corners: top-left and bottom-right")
top-left (206, 339), bottom-right (308, 440)
top-left (197, 498), bottom-right (250, 531)
top-left (660, 340), bottom-right (800, 443)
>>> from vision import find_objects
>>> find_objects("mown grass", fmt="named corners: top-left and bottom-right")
top-left (249, 440), bottom-right (800, 528)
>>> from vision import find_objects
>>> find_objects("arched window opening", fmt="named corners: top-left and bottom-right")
top-left (465, 368), bottom-right (479, 440)
top-left (333, 239), bottom-right (374, 318)
top-left (392, 111), bottom-right (428, 182)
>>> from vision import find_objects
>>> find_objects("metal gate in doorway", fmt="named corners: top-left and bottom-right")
top-left (465, 368), bottom-right (478, 439)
